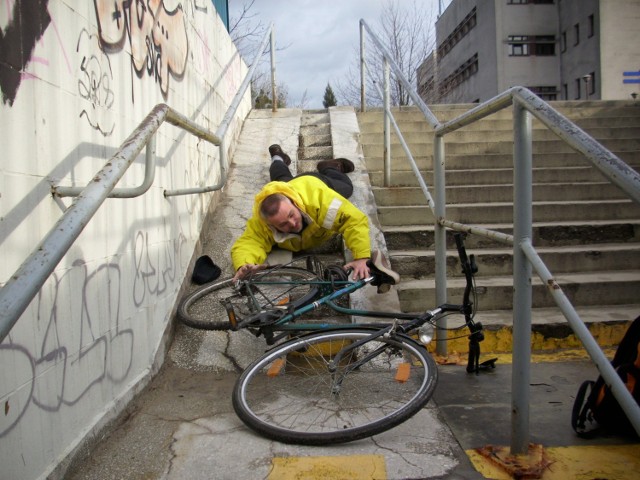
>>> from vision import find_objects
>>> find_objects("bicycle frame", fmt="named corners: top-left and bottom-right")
top-left (230, 233), bottom-right (485, 370)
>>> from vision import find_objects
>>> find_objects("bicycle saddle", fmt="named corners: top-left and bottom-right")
top-left (368, 250), bottom-right (400, 293)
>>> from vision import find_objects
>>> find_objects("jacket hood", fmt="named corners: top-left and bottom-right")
top-left (252, 181), bottom-right (306, 218)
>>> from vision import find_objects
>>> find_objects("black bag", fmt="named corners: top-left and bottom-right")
top-left (571, 315), bottom-right (640, 437)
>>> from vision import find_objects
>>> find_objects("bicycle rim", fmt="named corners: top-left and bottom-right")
top-left (232, 329), bottom-right (438, 444)
top-left (177, 267), bottom-right (319, 330)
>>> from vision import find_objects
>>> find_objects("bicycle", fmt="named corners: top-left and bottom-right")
top-left (177, 232), bottom-right (494, 445)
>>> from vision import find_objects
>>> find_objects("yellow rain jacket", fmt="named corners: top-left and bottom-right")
top-left (231, 176), bottom-right (371, 270)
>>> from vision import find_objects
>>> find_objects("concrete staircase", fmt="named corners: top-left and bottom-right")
top-left (357, 101), bottom-right (640, 353)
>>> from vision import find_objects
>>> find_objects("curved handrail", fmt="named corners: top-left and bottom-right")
top-left (359, 19), bottom-right (640, 445)
top-left (0, 25), bottom-right (278, 343)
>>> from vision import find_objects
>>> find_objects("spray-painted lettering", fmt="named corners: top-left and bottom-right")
top-left (93, 0), bottom-right (188, 98)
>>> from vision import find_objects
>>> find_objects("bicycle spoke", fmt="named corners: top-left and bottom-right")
top-left (233, 329), bottom-right (438, 444)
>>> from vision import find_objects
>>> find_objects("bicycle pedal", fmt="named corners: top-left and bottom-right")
top-left (222, 298), bottom-right (238, 330)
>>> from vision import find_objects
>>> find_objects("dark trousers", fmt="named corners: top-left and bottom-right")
top-left (269, 161), bottom-right (354, 199)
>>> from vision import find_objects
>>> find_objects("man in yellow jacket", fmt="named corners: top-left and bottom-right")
top-left (231, 145), bottom-right (371, 281)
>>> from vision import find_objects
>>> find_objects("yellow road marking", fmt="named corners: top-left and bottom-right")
top-left (269, 454), bottom-right (387, 480)
top-left (467, 443), bottom-right (640, 479)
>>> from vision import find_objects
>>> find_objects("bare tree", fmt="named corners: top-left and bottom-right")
top-left (229, 1), bottom-right (291, 108)
top-left (229, 0), bottom-right (266, 62)
top-left (337, 0), bottom-right (436, 108)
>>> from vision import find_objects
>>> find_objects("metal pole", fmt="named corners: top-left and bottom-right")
top-left (511, 102), bottom-right (533, 454)
top-left (360, 21), bottom-right (366, 112)
top-left (383, 56), bottom-right (391, 187)
top-left (270, 25), bottom-right (277, 112)
top-left (521, 240), bottom-right (640, 436)
top-left (434, 134), bottom-right (448, 355)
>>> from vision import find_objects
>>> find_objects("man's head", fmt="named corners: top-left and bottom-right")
top-left (260, 193), bottom-right (303, 233)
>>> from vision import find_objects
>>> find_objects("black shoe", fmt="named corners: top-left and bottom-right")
top-left (317, 158), bottom-right (355, 174)
top-left (268, 144), bottom-right (291, 166)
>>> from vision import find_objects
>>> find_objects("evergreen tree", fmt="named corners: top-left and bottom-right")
top-left (323, 83), bottom-right (338, 108)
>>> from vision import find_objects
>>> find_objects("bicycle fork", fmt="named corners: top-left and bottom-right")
top-left (327, 325), bottom-right (397, 395)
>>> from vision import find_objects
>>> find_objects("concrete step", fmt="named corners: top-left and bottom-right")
top-left (299, 133), bottom-right (331, 147)
top-left (368, 165), bottom-right (635, 187)
top-left (364, 153), bottom-right (640, 173)
top-left (357, 101), bottom-right (640, 124)
top-left (382, 221), bottom-right (640, 250)
top-left (358, 115), bottom-right (640, 134)
top-left (362, 138), bottom-right (640, 157)
top-left (373, 182), bottom-right (630, 205)
top-left (358, 101), bottom-right (640, 355)
top-left (389, 243), bottom-right (640, 278)
top-left (360, 126), bottom-right (640, 144)
top-left (376, 199), bottom-right (640, 225)
top-left (298, 144), bottom-right (333, 160)
top-left (396, 270), bottom-right (640, 312)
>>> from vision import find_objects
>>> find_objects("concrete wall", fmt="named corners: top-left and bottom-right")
top-left (497, 1), bottom-right (559, 93)
top-left (0, 1), bottom-right (249, 479)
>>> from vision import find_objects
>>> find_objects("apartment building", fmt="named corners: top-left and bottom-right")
top-left (418, 0), bottom-right (640, 104)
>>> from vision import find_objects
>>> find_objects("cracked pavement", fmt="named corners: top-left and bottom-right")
top-left (65, 108), bottom-right (480, 480)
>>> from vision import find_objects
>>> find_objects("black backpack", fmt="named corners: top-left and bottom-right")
top-left (571, 315), bottom-right (640, 437)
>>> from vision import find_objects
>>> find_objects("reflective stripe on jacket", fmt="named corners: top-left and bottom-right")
top-left (231, 175), bottom-right (371, 270)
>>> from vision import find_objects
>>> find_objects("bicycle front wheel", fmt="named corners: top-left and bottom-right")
top-left (177, 267), bottom-right (320, 330)
top-left (232, 328), bottom-right (438, 444)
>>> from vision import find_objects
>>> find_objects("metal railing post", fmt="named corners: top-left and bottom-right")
top-left (383, 57), bottom-right (391, 187)
top-left (270, 25), bottom-right (277, 112)
top-left (360, 21), bottom-right (366, 112)
top-left (434, 134), bottom-right (448, 355)
top-left (511, 101), bottom-right (533, 454)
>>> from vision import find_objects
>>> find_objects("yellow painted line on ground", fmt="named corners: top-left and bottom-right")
top-left (269, 454), bottom-right (387, 480)
top-left (434, 347), bottom-right (617, 366)
top-left (467, 443), bottom-right (640, 479)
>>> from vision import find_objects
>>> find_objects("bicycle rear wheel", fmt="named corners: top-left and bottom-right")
top-left (232, 328), bottom-right (438, 444)
top-left (177, 267), bottom-right (320, 330)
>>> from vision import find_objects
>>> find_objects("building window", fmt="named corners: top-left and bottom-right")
top-left (440, 54), bottom-right (479, 95)
top-left (560, 31), bottom-right (566, 53)
top-left (437, 7), bottom-right (476, 60)
top-left (574, 23), bottom-right (580, 45)
top-left (588, 15), bottom-right (595, 38)
top-left (508, 35), bottom-right (555, 56)
top-left (562, 83), bottom-right (568, 100)
top-left (529, 86), bottom-right (557, 101)
top-left (509, 36), bottom-right (529, 56)
top-left (575, 78), bottom-right (581, 99)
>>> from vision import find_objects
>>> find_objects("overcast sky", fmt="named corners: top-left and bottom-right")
top-left (228, 0), bottom-right (449, 109)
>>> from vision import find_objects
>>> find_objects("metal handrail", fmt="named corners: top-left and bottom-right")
top-left (0, 24), bottom-right (277, 344)
top-left (359, 19), bottom-right (640, 451)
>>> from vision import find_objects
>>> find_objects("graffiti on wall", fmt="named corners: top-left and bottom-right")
top-left (93, 0), bottom-right (189, 99)
top-left (0, 0), bottom-right (51, 106)
top-left (76, 29), bottom-right (116, 136)
top-left (0, 230), bottom-right (187, 438)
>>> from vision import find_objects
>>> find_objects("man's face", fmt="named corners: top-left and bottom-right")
top-left (266, 198), bottom-right (303, 233)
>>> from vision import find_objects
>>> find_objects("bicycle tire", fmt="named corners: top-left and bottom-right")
top-left (177, 267), bottom-right (320, 330)
top-left (232, 328), bottom-right (438, 445)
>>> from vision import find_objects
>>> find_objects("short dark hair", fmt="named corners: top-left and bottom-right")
top-left (260, 193), bottom-right (289, 219)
